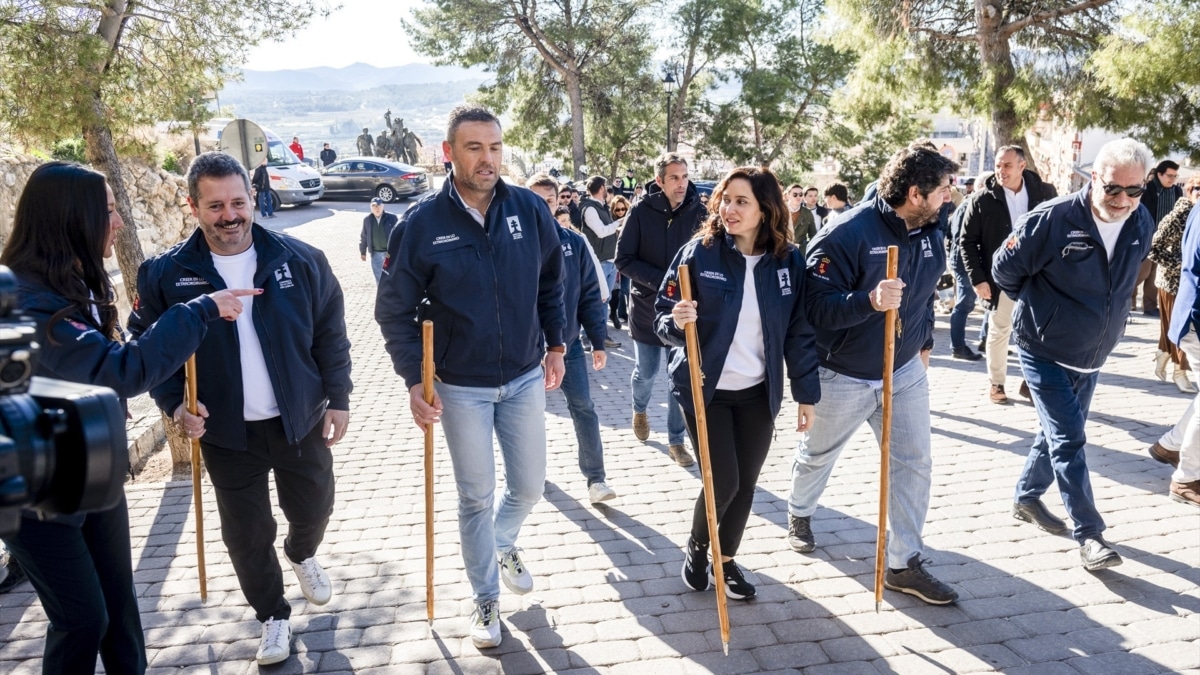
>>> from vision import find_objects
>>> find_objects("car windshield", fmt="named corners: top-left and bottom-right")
top-left (267, 138), bottom-right (301, 167)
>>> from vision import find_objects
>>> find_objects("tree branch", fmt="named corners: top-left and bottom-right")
top-left (1001, 0), bottom-right (1114, 39)
top-left (911, 26), bottom-right (975, 43)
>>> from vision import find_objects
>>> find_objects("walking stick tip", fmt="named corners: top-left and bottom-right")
top-left (722, 641), bottom-right (729, 656)
top-left (875, 600), bottom-right (881, 613)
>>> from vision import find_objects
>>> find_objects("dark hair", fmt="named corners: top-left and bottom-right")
top-left (1156, 160), bottom-right (1180, 175)
top-left (525, 172), bottom-right (558, 192)
top-left (804, 186), bottom-right (818, 195)
top-left (654, 152), bottom-right (688, 180)
top-left (188, 152), bottom-right (252, 204)
top-left (823, 183), bottom-right (849, 202)
top-left (554, 206), bottom-right (571, 219)
top-left (785, 183), bottom-right (804, 194)
top-left (996, 145), bottom-right (1026, 162)
top-left (698, 166), bottom-right (792, 258)
top-left (0, 162), bottom-right (117, 339)
top-left (877, 144), bottom-right (960, 208)
top-left (446, 105), bottom-right (501, 145)
top-left (586, 175), bottom-right (606, 195)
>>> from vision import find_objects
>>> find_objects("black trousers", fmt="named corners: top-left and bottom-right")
top-left (682, 383), bottom-right (774, 557)
top-left (3, 494), bottom-right (146, 675)
top-left (201, 416), bottom-right (335, 623)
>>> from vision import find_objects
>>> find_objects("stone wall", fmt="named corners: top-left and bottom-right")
top-left (0, 153), bottom-right (195, 261)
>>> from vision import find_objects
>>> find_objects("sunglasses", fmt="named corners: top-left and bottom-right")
top-left (613, 209), bottom-right (627, 215)
top-left (1101, 183), bottom-right (1145, 198)
top-left (1191, 186), bottom-right (1200, 194)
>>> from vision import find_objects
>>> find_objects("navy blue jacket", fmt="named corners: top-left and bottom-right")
top-left (1170, 201), bottom-right (1200, 345)
top-left (616, 179), bottom-right (705, 344)
top-left (17, 280), bottom-right (219, 400)
top-left (128, 225), bottom-right (353, 450)
top-left (993, 185), bottom-right (1153, 370)
top-left (376, 176), bottom-right (566, 390)
top-left (654, 235), bottom-right (820, 419)
top-left (805, 196), bottom-right (942, 379)
top-left (559, 225), bottom-right (608, 350)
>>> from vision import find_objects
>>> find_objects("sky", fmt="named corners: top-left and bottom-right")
top-left (243, 1), bottom-right (423, 71)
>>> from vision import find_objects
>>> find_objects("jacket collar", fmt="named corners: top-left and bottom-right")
top-left (642, 179), bottom-right (698, 216)
top-left (871, 196), bottom-right (935, 238)
top-left (172, 223), bottom-right (290, 285)
top-left (443, 171), bottom-right (512, 216)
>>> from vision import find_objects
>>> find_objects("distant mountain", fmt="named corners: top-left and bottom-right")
top-left (223, 62), bottom-right (489, 94)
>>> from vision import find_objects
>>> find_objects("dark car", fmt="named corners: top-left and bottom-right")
top-left (320, 158), bottom-right (430, 203)
top-left (692, 180), bottom-right (717, 197)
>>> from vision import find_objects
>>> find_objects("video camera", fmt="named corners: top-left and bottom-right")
top-left (0, 266), bottom-right (127, 538)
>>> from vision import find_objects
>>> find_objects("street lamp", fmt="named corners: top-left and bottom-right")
top-left (663, 71), bottom-right (676, 151)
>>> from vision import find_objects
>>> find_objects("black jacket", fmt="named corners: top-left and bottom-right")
top-left (959, 169), bottom-right (1056, 309)
top-left (615, 179), bottom-right (705, 344)
top-left (805, 196), bottom-right (943, 379)
top-left (654, 235), bottom-right (820, 419)
top-left (579, 195), bottom-right (618, 261)
top-left (360, 211), bottom-right (399, 254)
top-left (319, 148), bottom-right (337, 166)
top-left (1141, 176), bottom-right (1184, 226)
top-left (376, 176), bottom-right (566, 390)
top-left (993, 186), bottom-right (1153, 370)
top-left (251, 164), bottom-right (270, 192)
top-left (128, 225), bottom-right (353, 450)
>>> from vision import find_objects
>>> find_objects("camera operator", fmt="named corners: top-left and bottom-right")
top-left (0, 162), bottom-right (256, 675)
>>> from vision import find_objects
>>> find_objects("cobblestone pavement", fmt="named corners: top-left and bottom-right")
top-left (1, 203), bottom-right (1197, 674)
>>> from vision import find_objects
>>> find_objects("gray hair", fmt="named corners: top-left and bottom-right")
top-left (187, 151), bottom-right (252, 203)
top-left (995, 145), bottom-right (1026, 162)
top-left (654, 152), bottom-right (688, 181)
top-left (1093, 138), bottom-right (1154, 178)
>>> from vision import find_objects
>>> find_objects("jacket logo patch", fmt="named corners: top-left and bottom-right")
top-left (67, 319), bottom-right (94, 341)
top-left (778, 269), bottom-right (792, 296)
top-left (1006, 236), bottom-right (1017, 250)
top-left (921, 238), bottom-right (933, 258)
top-left (699, 270), bottom-right (727, 282)
top-left (666, 279), bottom-right (677, 299)
top-left (816, 257), bottom-right (830, 276)
top-left (1067, 230), bottom-right (1090, 239)
top-left (562, 242), bottom-right (574, 257)
top-left (275, 262), bottom-right (294, 289)
top-left (433, 234), bottom-right (460, 245)
top-left (175, 276), bottom-right (210, 287)
top-left (1061, 241), bottom-right (1093, 258)
top-left (869, 246), bottom-right (888, 256)
top-left (507, 216), bottom-right (523, 240)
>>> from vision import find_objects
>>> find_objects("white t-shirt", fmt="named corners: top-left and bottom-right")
top-left (717, 254), bottom-right (767, 390)
top-left (1092, 212), bottom-right (1129, 262)
top-left (1003, 182), bottom-right (1030, 225)
top-left (211, 247), bottom-right (280, 420)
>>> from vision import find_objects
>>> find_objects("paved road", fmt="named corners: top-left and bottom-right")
top-left (1, 202), bottom-right (1197, 674)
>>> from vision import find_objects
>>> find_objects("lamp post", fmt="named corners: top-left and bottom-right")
top-left (663, 71), bottom-right (676, 151)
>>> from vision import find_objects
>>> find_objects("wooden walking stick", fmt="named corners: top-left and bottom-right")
top-left (677, 264), bottom-right (731, 654)
top-left (422, 320), bottom-right (435, 624)
top-left (185, 355), bottom-right (207, 602)
top-left (874, 246), bottom-right (899, 612)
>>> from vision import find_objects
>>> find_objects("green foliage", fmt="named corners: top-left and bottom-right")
top-left (162, 151), bottom-right (182, 174)
top-left (50, 137), bottom-right (87, 163)
top-left (823, 113), bottom-right (932, 198)
top-left (695, 0), bottom-right (855, 171)
top-left (1078, 1), bottom-right (1200, 162)
top-left (0, 0), bottom-right (328, 148)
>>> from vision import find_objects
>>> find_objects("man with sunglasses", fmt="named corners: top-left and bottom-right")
top-left (1135, 161), bottom-right (1185, 317)
top-left (992, 138), bottom-right (1155, 572)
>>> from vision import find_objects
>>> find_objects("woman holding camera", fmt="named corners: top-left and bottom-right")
top-left (0, 162), bottom-right (256, 674)
top-left (655, 167), bottom-right (820, 600)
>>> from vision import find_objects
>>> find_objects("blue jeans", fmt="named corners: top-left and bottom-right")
top-left (631, 340), bottom-right (686, 445)
top-left (949, 251), bottom-right (976, 350)
top-left (600, 260), bottom-right (618, 293)
top-left (435, 366), bottom-right (547, 603)
top-left (257, 190), bottom-right (274, 218)
top-left (559, 339), bottom-right (605, 485)
top-left (788, 357), bottom-right (932, 569)
top-left (369, 251), bottom-right (385, 283)
top-left (1014, 350), bottom-right (1105, 544)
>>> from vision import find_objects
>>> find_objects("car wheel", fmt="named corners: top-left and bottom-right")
top-left (376, 185), bottom-right (396, 203)
top-left (270, 190), bottom-right (283, 210)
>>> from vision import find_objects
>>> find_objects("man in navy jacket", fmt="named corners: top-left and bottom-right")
top-left (130, 152), bottom-right (352, 666)
top-left (993, 138), bottom-right (1155, 571)
top-left (786, 144), bottom-right (960, 606)
top-left (376, 106), bottom-right (565, 650)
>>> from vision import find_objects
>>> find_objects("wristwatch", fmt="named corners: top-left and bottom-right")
top-left (546, 345), bottom-right (565, 353)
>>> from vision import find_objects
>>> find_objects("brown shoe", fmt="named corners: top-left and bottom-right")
top-left (1018, 380), bottom-right (1031, 399)
top-left (1170, 480), bottom-right (1200, 507)
top-left (668, 444), bottom-right (695, 467)
top-left (1149, 442), bottom-right (1180, 468)
top-left (632, 412), bottom-right (650, 441)
top-left (989, 384), bottom-right (1009, 404)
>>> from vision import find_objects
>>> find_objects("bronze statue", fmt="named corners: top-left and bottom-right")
top-left (375, 130), bottom-right (392, 158)
top-left (356, 127), bottom-right (374, 156)
top-left (402, 127), bottom-right (424, 165)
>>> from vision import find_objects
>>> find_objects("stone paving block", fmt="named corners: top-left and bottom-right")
top-left (683, 649), bottom-right (764, 674)
top-left (524, 624), bottom-right (597, 649)
top-left (494, 648), bottom-right (572, 675)
top-left (1129, 641), bottom-right (1200, 672)
top-left (564, 639), bottom-right (640, 667)
top-left (750, 641), bottom-right (830, 670)
top-left (611, 658), bottom-right (688, 675)
top-left (770, 617), bottom-right (846, 643)
top-left (803, 661), bottom-right (884, 675)
top-left (313, 645), bottom-right (391, 670)
top-left (294, 628), bottom-right (365, 652)
top-left (999, 662), bottom-right (1084, 675)
top-left (1066, 650), bottom-right (1170, 675)
top-left (818, 633), bottom-right (899, 662)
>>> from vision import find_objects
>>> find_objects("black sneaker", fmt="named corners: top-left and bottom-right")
top-left (1080, 537), bottom-right (1123, 571)
top-left (787, 515), bottom-right (815, 553)
top-left (709, 559), bottom-right (756, 600)
top-left (680, 537), bottom-right (709, 591)
top-left (884, 556), bottom-right (958, 605)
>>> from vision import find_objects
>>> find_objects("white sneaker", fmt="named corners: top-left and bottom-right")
top-left (498, 548), bottom-right (533, 595)
top-left (289, 557), bottom-right (332, 605)
top-left (256, 618), bottom-right (291, 665)
top-left (470, 600), bottom-right (502, 648)
top-left (588, 482), bottom-right (617, 504)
